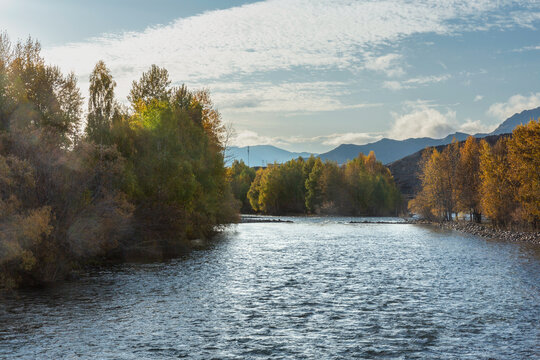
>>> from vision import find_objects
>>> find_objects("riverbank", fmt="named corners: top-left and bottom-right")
top-left (410, 219), bottom-right (540, 244)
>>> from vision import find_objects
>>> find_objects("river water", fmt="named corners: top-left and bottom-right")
top-left (1, 217), bottom-right (539, 359)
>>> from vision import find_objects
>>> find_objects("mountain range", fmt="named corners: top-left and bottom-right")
top-left (225, 145), bottom-right (315, 167)
top-left (227, 106), bottom-right (540, 166)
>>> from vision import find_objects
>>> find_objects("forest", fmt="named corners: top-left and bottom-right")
top-left (0, 34), bottom-right (238, 288)
top-left (409, 119), bottom-right (539, 229)
top-left (228, 153), bottom-right (402, 216)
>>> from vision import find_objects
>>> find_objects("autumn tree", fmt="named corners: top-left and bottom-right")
top-left (479, 138), bottom-right (518, 227)
top-left (409, 144), bottom-right (457, 221)
top-left (0, 32), bottom-right (239, 288)
top-left (456, 136), bottom-right (482, 222)
top-left (507, 119), bottom-right (540, 228)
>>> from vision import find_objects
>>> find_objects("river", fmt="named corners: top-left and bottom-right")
top-left (1, 217), bottom-right (539, 359)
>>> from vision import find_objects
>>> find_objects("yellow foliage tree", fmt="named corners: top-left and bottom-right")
top-left (456, 136), bottom-right (482, 222)
top-left (507, 119), bottom-right (540, 227)
top-left (409, 141), bottom-right (458, 221)
top-left (479, 138), bottom-right (518, 227)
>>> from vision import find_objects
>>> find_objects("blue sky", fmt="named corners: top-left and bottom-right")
top-left (2, 0), bottom-right (540, 153)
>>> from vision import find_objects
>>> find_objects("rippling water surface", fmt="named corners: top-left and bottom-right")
top-left (1, 217), bottom-right (539, 359)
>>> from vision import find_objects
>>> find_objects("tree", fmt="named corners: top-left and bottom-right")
top-left (305, 158), bottom-right (323, 213)
top-left (246, 154), bottom-right (400, 216)
top-left (86, 61), bottom-right (117, 144)
top-left (3, 37), bottom-right (82, 146)
top-left (456, 136), bottom-right (482, 222)
top-left (507, 119), bottom-right (540, 228)
top-left (227, 160), bottom-right (256, 213)
top-left (127, 64), bottom-right (171, 108)
top-left (409, 145), bottom-right (456, 221)
top-left (479, 138), bottom-right (517, 227)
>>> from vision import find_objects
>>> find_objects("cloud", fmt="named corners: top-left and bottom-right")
top-left (512, 44), bottom-right (540, 52)
top-left (389, 106), bottom-right (456, 139)
top-left (389, 102), bottom-right (501, 139)
top-left (42, 0), bottom-right (538, 102)
top-left (474, 95), bottom-right (483, 102)
top-left (208, 81), bottom-right (381, 115)
top-left (364, 53), bottom-right (405, 77)
top-left (320, 132), bottom-right (383, 146)
top-left (231, 130), bottom-right (289, 147)
top-left (487, 93), bottom-right (540, 120)
top-left (383, 74), bottom-right (450, 90)
top-left (458, 119), bottom-right (494, 134)
top-left (231, 130), bottom-right (383, 149)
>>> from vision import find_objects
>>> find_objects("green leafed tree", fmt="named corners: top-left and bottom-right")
top-left (127, 64), bottom-right (171, 109)
top-left (86, 60), bottom-right (117, 145)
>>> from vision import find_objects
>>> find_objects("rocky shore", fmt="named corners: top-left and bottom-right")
top-left (240, 216), bottom-right (294, 224)
top-left (409, 219), bottom-right (540, 244)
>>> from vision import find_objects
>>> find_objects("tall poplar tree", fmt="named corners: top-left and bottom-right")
top-left (456, 136), bottom-right (482, 222)
top-left (86, 60), bottom-right (117, 145)
top-left (507, 119), bottom-right (540, 227)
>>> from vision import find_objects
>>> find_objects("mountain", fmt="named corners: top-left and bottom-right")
top-left (487, 106), bottom-right (540, 135)
top-left (319, 106), bottom-right (540, 165)
top-left (226, 107), bottom-right (540, 167)
top-left (225, 145), bottom-right (316, 167)
top-left (318, 132), bottom-right (470, 165)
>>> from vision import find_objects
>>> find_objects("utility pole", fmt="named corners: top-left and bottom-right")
top-left (247, 146), bottom-right (250, 167)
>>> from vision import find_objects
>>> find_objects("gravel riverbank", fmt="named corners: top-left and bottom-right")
top-left (410, 219), bottom-right (540, 244)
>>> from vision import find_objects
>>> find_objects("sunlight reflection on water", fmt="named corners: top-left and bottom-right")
top-left (1, 217), bottom-right (539, 359)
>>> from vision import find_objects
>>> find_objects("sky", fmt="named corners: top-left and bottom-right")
top-left (1, 0), bottom-right (540, 153)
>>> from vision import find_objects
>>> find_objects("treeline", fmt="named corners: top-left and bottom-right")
top-left (229, 153), bottom-right (402, 216)
top-left (0, 34), bottom-right (237, 288)
top-left (409, 119), bottom-right (539, 229)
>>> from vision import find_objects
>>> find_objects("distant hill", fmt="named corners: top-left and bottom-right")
top-left (318, 132), bottom-right (470, 165)
top-left (488, 106), bottom-right (540, 135)
top-left (318, 106), bottom-right (540, 165)
top-left (225, 145), bottom-right (316, 167)
top-left (226, 107), bottom-right (540, 167)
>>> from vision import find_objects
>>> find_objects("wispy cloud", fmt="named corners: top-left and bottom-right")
top-left (512, 44), bottom-right (540, 52)
top-left (383, 74), bottom-right (450, 90)
top-left (207, 81), bottom-right (382, 115)
top-left (364, 53), bottom-right (405, 77)
top-left (487, 93), bottom-right (540, 120)
top-left (43, 0), bottom-right (538, 100)
top-left (474, 95), bottom-right (484, 102)
top-left (231, 130), bottom-right (383, 149)
top-left (319, 132), bottom-right (384, 146)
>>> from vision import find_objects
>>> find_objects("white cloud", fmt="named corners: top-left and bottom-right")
top-left (474, 95), bottom-right (483, 102)
top-left (320, 132), bottom-right (383, 146)
top-left (364, 53), bottom-right (405, 77)
top-left (383, 74), bottom-right (450, 90)
top-left (231, 130), bottom-right (382, 149)
top-left (389, 102), bottom-right (501, 139)
top-left (383, 81), bottom-right (403, 91)
top-left (389, 106), bottom-right (456, 139)
top-left (208, 81), bottom-right (381, 115)
top-left (231, 130), bottom-right (288, 147)
top-left (458, 119), bottom-right (494, 134)
top-left (512, 44), bottom-right (540, 52)
top-left (487, 93), bottom-right (540, 120)
top-left (42, 0), bottom-right (536, 102)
